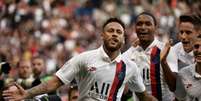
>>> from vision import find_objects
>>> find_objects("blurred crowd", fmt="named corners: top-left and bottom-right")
top-left (0, 0), bottom-right (201, 101)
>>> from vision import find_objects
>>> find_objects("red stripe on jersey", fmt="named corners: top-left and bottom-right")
top-left (108, 61), bottom-right (122, 101)
top-left (150, 63), bottom-right (157, 97)
top-left (150, 46), bottom-right (162, 100)
top-left (151, 47), bottom-right (158, 97)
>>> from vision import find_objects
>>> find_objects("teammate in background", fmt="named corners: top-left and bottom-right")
top-left (3, 18), bottom-right (157, 101)
top-left (123, 12), bottom-right (178, 101)
top-left (176, 34), bottom-right (201, 101)
top-left (160, 15), bottom-right (201, 95)
top-left (172, 15), bottom-right (198, 69)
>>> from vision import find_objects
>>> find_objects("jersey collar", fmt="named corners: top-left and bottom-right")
top-left (134, 39), bottom-right (161, 53)
top-left (145, 39), bottom-right (161, 52)
top-left (99, 46), bottom-right (122, 63)
top-left (179, 42), bottom-right (194, 56)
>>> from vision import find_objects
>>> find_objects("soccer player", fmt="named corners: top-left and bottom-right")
top-left (172, 15), bottom-right (198, 69)
top-left (176, 34), bottom-right (201, 101)
top-left (160, 15), bottom-right (201, 94)
top-left (3, 18), bottom-right (156, 101)
top-left (123, 12), bottom-right (178, 101)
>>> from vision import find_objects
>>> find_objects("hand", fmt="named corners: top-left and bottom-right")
top-left (3, 82), bottom-right (29, 101)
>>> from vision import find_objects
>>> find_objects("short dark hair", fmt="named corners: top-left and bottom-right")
top-left (135, 12), bottom-right (157, 26)
top-left (102, 17), bottom-right (125, 31)
top-left (179, 15), bottom-right (195, 24)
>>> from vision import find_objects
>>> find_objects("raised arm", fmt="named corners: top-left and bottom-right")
top-left (160, 42), bottom-right (177, 92)
top-left (3, 75), bottom-right (63, 101)
top-left (26, 75), bottom-right (63, 98)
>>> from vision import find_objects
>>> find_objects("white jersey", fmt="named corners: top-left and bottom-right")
top-left (56, 46), bottom-right (145, 101)
top-left (172, 42), bottom-right (194, 69)
top-left (123, 39), bottom-right (178, 101)
top-left (177, 64), bottom-right (201, 101)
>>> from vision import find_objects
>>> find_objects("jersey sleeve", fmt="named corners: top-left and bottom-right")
top-left (55, 55), bottom-right (82, 85)
top-left (166, 47), bottom-right (178, 72)
top-left (127, 63), bottom-right (146, 93)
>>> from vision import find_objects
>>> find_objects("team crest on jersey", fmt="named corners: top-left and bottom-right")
top-left (186, 83), bottom-right (192, 89)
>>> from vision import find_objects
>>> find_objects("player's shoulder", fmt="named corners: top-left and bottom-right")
top-left (172, 42), bottom-right (182, 50)
top-left (122, 56), bottom-right (138, 69)
top-left (122, 47), bottom-right (133, 57)
top-left (72, 48), bottom-right (99, 61)
top-left (179, 64), bottom-right (193, 75)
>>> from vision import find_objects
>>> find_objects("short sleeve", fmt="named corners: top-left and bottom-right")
top-left (166, 47), bottom-right (178, 72)
top-left (55, 55), bottom-right (82, 85)
top-left (127, 66), bottom-right (146, 93)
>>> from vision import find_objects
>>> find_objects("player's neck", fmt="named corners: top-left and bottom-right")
top-left (103, 46), bottom-right (120, 61)
top-left (140, 40), bottom-right (153, 50)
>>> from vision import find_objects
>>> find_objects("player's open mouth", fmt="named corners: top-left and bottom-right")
top-left (139, 32), bottom-right (149, 35)
top-left (111, 38), bottom-right (119, 43)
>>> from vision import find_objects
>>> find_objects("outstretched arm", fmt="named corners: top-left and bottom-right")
top-left (26, 75), bottom-right (63, 98)
top-left (3, 75), bottom-right (63, 101)
top-left (160, 42), bottom-right (177, 92)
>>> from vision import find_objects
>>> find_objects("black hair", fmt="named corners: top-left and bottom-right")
top-left (135, 12), bottom-right (157, 26)
top-left (102, 17), bottom-right (125, 31)
top-left (179, 15), bottom-right (195, 24)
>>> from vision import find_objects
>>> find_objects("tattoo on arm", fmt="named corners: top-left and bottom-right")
top-left (26, 76), bottom-right (62, 98)
top-left (27, 81), bottom-right (49, 98)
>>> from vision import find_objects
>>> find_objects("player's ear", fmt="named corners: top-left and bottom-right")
top-left (101, 29), bottom-right (105, 40)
